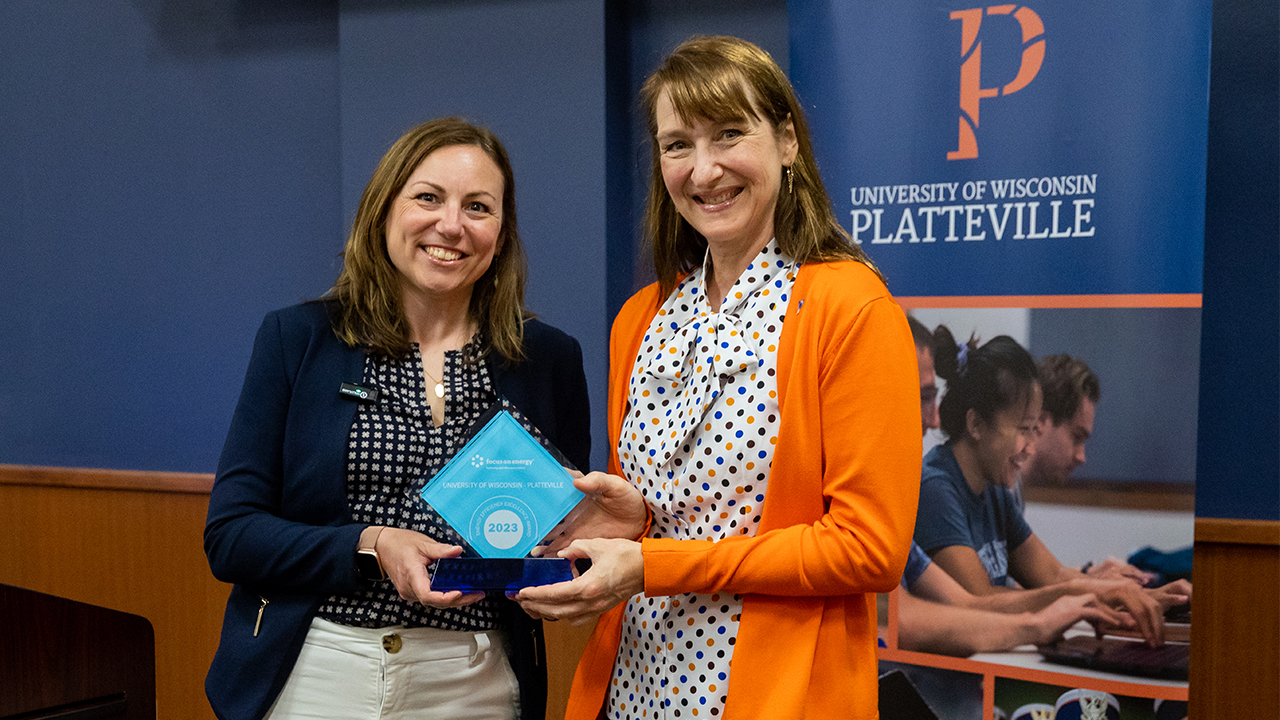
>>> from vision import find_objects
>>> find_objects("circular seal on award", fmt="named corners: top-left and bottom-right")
top-left (469, 496), bottom-right (538, 555)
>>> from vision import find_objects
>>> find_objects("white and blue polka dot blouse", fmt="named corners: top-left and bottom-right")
top-left (609, 239), bottom-right (798, 719)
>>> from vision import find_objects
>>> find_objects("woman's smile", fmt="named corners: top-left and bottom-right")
top-left (693, 186), bottom-right (743, 208)
top-left (422, 245), bottom-right (464, 262)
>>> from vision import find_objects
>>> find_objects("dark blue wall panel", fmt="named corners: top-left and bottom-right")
top-left (1194, 0), bottom-right (1280, 520)
top-left (0, 0), bottom-right (613, 473)
top-left (0, 1), bottom-right (342, 472)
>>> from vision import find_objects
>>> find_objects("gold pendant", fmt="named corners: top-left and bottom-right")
top-left (434, 383), bottom-right (445, 398)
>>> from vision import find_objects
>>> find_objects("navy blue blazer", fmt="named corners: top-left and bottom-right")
top-left (204, 301), bottom-right (591, 720)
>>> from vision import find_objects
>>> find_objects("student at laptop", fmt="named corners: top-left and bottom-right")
top-left (900, 540), bottom-right (1125, 656)
top-left (914, 330), bottom-right (1046, 590)
top-left (1024, 353), bottom-right (1098, 487)
top-left (899, 325), bottom-right (1184, 649)
top-left (912, 330), bottom-right (1186, 644)
top-left (1022, 353), bottom-right (1153, 584)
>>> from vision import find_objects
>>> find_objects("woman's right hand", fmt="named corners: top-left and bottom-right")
top-left (375, 527), bottom-right (485, 609)
top-left (534, 472), bottom-right (648, 556)
top-left (515, 537), bottom-right (645, 625)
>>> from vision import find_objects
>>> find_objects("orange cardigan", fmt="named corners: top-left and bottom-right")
top-left (564, 261), bottom-right (922, 720)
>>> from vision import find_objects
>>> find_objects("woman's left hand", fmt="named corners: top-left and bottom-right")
top-left (534, 472), bottom-right (648, 557)
top-left (515, 538), bottom-right (644, 625)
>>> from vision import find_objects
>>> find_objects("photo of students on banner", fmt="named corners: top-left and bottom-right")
top-left (892, 309), bottom-right (1194, 679)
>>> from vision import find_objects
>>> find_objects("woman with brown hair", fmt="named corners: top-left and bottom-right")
top-left (204, 117), bottom-right (590, 720)
top-left (517, 37), bottom-right (920, 719)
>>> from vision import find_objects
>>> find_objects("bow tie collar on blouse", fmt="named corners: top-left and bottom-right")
top-left (636, 242), bottom-right (796, 468)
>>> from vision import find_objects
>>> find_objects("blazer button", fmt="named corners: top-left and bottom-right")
top-left (382, 633), bottom-right (402, 654)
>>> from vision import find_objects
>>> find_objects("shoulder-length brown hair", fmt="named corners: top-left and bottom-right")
top-left (328, 117), bottom-right (528, 362)
top-left (639, 36), bottom-right (882, 300)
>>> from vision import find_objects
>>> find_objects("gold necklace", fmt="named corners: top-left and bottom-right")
top-left (422, 365), bottom-right (445, 399)
top-left (418, 322), bottom-right (476, 399)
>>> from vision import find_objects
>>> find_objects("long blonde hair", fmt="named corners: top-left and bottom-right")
top-left (328, 118), bottom-right (528, 362)
top-left (640, 36), bottom-right (881, 300)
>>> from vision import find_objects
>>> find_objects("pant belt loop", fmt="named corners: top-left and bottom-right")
top-left (470, 631), bottom-right (491, 667)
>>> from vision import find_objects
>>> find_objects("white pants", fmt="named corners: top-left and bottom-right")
top-left (263, 618), bottom-right (520, 720)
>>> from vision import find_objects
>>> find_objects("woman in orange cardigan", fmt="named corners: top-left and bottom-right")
top-left (517, 36), bottom-right (921, 719)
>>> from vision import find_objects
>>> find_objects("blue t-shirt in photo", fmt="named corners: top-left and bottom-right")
top-left (913, 443), bottom-right (1033, 588)
top-left (900, 541), bottom-right (932, 590)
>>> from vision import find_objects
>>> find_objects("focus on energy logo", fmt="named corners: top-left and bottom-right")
top-left (948, 5), bottom-right (1045, 160)
top-left (469, 455), bottom-right (535, 470)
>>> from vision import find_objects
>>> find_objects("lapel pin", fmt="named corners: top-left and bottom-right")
top-left (339, 382), bottom-right (379, 403)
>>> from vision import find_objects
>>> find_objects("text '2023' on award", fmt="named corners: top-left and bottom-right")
top-left (418, 407), bottom-right (582, 591)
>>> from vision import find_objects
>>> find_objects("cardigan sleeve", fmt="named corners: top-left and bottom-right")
top-left (641, 280), bottom-right (922, 597)
top-left (204, 309), bottom-right (365, 595)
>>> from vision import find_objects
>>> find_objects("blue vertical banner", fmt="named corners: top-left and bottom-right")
top-left (790, 3), bottom-right (1210, 714)
top-left (790, 1), bottom-right (1211, 298)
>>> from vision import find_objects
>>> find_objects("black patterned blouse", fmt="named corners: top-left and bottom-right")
top-left (316, 337), bottom-right (500, 631)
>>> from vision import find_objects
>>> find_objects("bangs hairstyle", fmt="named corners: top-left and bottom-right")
top-left (639, 35), bottom-right (881, 300)
top-left (328, 117), bottom-right (528, 363)
top-left (933, 330), bottom-right (1039, 441)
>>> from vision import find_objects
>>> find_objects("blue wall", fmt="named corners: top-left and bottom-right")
top-left (0, 0), bottom-right (611, 472)
top-left (0, 1), bottom-right (342, 471)
top-left (1193, 0), bottom-right (1279, 520)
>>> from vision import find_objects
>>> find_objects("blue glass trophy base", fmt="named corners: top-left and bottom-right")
top-left (430, 557), bottom-right (574, 593)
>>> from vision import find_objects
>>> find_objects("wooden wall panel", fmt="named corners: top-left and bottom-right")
top-left (543, 621), bottom-right (596, 720)
top-left (1189, 518), bottom-right (1280, 720)
top-left (0, 466), bottom-right (227, 720)
top-left (0, 465), bottom-right (595, 720)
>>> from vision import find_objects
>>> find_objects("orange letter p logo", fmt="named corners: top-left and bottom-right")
top-left (948, 5), bottom-right (1045, 160)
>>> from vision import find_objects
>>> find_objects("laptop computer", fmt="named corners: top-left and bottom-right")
top-left (1037, 636), bottom-right (1189, 681)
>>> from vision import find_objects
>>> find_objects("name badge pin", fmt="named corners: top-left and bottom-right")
top-left (339, 382), bottom-right (379, 403)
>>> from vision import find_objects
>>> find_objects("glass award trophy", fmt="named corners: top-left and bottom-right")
top-left (419, 405), bottom-right (583, 592)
